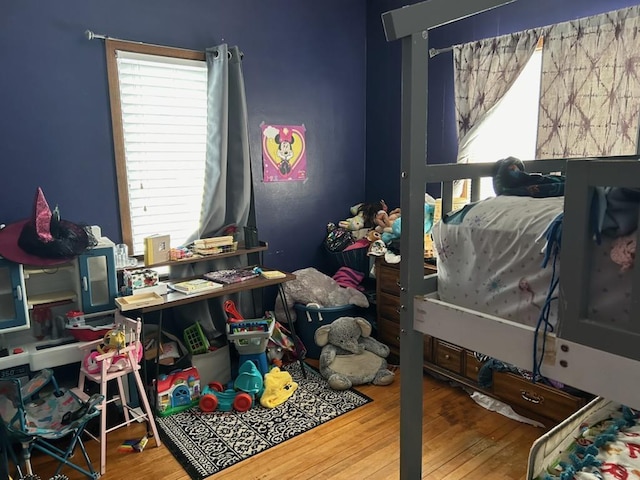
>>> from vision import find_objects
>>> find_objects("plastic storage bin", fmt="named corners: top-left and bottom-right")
top-left (324, 245), bottom-right (370, 275)
top-left (293, 303), bottom-right (357, 359)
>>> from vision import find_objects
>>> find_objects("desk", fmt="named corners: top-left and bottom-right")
top-left (132, 269), bottom-right (304, 414)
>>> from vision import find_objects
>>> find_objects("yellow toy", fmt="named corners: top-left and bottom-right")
top-left (259, 367), bottom-right (298, 408)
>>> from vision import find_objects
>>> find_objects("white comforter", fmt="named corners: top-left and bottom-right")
top-left (431, 196), bottom-right (630, 329)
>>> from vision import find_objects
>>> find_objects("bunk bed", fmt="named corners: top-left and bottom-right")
top-left (381, 1), bottom-right (640, 479)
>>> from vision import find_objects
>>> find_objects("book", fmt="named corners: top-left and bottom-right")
top-left (144, 234), bottom-right (171, 266)
top-left (261, 270), bottom-right (286, 279)
top-left (203, 268), bottom-right (259, 284)
top-left (169, 279), bottom-right (223, 295)
top-left (193, 236), bottom-right (234, 249)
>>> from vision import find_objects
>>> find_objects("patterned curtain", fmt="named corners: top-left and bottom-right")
top-left (537, 6), bottom-right (640, 158)
top-left (454, 29), bottom-right (544, 141)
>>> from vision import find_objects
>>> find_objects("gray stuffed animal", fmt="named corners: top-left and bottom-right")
top-left (315, 316), bottom-right (395, 390)
top-left (274, 267), bottom-right (369, 323)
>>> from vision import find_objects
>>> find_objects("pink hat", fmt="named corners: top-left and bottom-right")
top-left (0, 188), bottom-right (94, 266)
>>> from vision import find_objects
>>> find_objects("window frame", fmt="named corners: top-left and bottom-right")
top-left (105, 39), bottom-right (205, 255)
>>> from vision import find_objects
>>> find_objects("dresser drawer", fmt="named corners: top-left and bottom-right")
top-left (377, 292), bottom-right (400, 322)
top-left (464, 351), bottom-right (484, 383)
top-left (434, 340), bottom-right (463, 374)
top-left (377, 263), bottom-right (400, 295)
top-left (377, 317), bottom-right (401, 351)
top-left (493, 372), bottom-right (586, 424)
top-left (423, 335), bottom-right (433, 362)
top-left (377, 317), bottom-right (432, 360)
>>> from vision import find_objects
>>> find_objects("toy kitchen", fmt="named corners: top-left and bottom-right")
top-left (0, 236), bottom-right (120, 382)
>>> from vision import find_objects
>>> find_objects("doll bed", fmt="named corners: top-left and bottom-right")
top-left (381, 1), bottom-right (640, 478)
top-left (526, 397), bottom-right (640, 479)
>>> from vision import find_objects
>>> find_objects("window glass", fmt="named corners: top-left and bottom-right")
top-left (457, 48), bottom-right (543, 199)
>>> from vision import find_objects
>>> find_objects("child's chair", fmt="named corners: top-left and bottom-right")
top-left (0, 368), bottom-right (103, 479)
top-left (74, 312), bottom-right (160, 475)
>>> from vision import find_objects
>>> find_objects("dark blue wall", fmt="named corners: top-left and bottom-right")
top-left (0, 0), bottom-right (367, 274)
top-left (3, 1), bottom-right (636, 276)
top-left (366, 0), bottom-right (640, 207)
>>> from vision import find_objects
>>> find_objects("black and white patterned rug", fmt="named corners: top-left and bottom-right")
top-left (156, 362), bottom-right (372, 479)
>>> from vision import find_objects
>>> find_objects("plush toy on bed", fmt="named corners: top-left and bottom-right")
top-left (315, 316), bottom-right (395, 390)
top-left (274, 267), bottom-right (369, 323)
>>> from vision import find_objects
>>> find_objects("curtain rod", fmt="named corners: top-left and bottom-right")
top-left (429, 45), bottom-right (454, 58)
top-left (84, 29), bottom-right (204, 54)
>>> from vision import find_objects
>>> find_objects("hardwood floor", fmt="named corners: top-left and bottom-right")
top-left (23, 362), bottom-right (545, 480)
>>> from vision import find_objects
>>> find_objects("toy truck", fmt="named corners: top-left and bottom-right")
top-left (199, 360), bottom-right (264, 412)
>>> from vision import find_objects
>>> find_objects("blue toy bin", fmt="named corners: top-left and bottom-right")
top-left (293, 303), bottom-right (357, 359)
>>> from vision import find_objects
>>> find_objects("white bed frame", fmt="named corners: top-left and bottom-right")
top-left (381, 1), bottom-right (640, 478)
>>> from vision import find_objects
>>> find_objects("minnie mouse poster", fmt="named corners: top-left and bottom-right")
top-left (261, 124), bottom-right (307, 182)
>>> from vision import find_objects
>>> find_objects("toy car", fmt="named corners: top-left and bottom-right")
top-left (199, 360), bottom-right (264, 413)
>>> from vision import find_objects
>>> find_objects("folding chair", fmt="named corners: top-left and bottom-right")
top-left (0, 368), bottom-right (103, 480)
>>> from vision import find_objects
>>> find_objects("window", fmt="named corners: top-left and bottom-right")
top-left (456, 46), bottom-right (543, 199)
top-left (106, 40), bottom-right (207, 256)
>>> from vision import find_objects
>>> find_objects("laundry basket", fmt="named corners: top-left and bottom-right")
top-left (293, 303), bottom-right (357, 359)
top-left (324, 245), bottom-right (370, 275)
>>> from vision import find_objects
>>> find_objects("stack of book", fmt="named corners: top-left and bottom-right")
top-left (192, 235), bottom-right (237, 255)
top-left (169, 278), bottom-right (223, 295)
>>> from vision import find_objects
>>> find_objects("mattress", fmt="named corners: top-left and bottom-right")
top-left (431, 196), bottom-right (631, 330)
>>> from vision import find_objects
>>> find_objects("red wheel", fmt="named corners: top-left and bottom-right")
top-left (207, 381), bottom-right (224, 392)
top-left (199, 394), bottom-right (218, 412)
top-left (233, 393), bottom-right (253, 412)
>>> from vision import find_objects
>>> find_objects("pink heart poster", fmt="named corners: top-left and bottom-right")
top-left (261, 124), bottom-right (307, 182)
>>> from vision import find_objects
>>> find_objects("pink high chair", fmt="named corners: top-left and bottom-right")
top-left (73, 312), bottom-right (160, 475)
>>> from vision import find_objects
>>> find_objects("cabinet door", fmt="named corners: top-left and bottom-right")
top-left (78, 247), bottom-right (117, 313)
top-left (0, 260), bottom-right (29, 332)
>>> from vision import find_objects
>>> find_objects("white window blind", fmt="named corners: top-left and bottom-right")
top-left (115, 50), bottom-right (207, 255)
top-left (457, 47), bottom-right (543, 199)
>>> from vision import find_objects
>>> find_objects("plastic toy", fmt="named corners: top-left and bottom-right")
top-left (199, 360), bottom-right (264, 413)
top-left (227, 312), bottom-right (276, 376)
top-left (156, 366), bottom-right (201, 416)
top-left (82, 326), bottom-right (142, 374)
top-left (260, 366), bottom-right (298, 408)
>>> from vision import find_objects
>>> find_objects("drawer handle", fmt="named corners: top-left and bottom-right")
top-left (444, 354), bottom-right (450, 360)
top-left (520, 390), bottom-right (544, 404)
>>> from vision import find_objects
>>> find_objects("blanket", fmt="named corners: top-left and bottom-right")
top-left (492, 156), bottom-right (565, 198)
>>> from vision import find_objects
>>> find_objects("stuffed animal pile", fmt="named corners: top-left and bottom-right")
top-left (274, 267), bottom-right (369, 323)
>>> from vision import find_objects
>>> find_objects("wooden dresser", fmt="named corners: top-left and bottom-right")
top-left (374, 256), bottom-right (590, 427)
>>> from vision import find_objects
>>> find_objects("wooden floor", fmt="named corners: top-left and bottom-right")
top-left (23, 362), bottom-right (545, 480)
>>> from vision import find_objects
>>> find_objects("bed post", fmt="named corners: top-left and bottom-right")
top-left (382, 1), bottom-right (519, 478)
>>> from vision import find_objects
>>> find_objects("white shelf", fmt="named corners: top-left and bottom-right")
top-left (27, 290), bottom-right (77, 308)
top-left (23, 264), bottom-right (75, 279)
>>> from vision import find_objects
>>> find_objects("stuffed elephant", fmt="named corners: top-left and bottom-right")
top-left (315, 316), bottom-right (395, 390)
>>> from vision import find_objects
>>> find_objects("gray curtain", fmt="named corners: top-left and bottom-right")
top-left (537, 5), bottom-right (640, 158)
top-left (170, 44), bottom-right (255, 339)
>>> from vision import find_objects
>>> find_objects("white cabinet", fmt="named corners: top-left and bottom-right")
top-left (0, 259), bottom-right (29, 332)
top-left (0, 242), bottom-right (118, 335)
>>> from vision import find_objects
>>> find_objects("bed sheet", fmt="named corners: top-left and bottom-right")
top-left (431, 196), bottom-right (631, 330)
